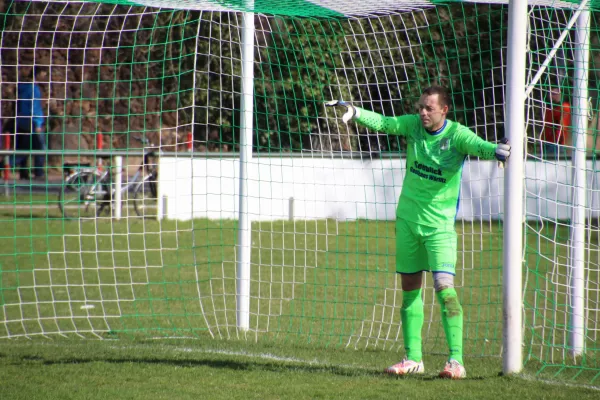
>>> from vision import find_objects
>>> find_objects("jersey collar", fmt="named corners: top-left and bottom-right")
top-left (426, 120), bottom-right (447, 136)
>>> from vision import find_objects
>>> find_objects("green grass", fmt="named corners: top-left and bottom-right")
top-left (1, 338), bottom-right (599, 400)
top-left (1, 205), bottom-right (600, 397)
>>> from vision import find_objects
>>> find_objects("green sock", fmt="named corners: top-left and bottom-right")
top-left (400, 288), bottom-right (424, 362)
top-left (436, 288), bottom-right (464, 365)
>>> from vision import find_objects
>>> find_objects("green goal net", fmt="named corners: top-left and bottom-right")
top-left (0, 0), bottom-right (599, 386)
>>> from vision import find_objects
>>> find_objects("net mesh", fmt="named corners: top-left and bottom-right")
top-left (0, 0), bottom-right (599, 385)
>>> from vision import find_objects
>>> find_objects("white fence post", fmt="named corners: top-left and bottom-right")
top-left (114, 156), bottom-right (123, 220)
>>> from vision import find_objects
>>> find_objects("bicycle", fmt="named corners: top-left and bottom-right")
top-left (58, 136), bottom-right (159, 218)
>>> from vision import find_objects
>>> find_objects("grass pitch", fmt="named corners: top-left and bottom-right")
top-left (1, 338), bottom-right (599, 400)
top-left (0, 195), bottom-right (599, 398)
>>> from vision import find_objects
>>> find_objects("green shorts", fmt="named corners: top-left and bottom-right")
top-left (395, 218), bottom-right (457, 275)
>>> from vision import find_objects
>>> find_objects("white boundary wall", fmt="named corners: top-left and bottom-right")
top-left (157, 156), bottom-right (600, 221)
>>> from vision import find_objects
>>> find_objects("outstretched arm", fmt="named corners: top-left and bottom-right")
top-left (325, 100), bottom-right (414, 136)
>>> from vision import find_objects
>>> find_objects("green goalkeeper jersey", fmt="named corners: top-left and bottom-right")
top-left (354, 108), bottom-right (499, 230)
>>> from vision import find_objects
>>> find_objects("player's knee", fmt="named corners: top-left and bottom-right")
top-left (433, 272), bottom-right (454, 292)
top-left (400, 272), bottom-right (423, 292)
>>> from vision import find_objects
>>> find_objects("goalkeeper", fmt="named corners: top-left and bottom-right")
top-left (326, 85), bottom-right (510, 379)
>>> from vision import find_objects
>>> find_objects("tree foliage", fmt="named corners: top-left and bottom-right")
top-left (1, 1), bottom-right (592, 155)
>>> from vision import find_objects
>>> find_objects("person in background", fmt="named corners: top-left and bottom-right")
top-left (542, 87), bottom-right (571, 159)
top-left (3, 117), bottom-right (16, 179)
top-left (14, 66), bottom-right (47, 180)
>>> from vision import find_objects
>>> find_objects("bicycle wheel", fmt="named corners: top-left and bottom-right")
top-left (59, 171), bottom-right (108, 218)
top-left (133, 176), bottom-right (157, 217)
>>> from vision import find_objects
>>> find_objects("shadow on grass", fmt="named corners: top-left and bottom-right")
top-left (13, 353), bottom-right (488, 381)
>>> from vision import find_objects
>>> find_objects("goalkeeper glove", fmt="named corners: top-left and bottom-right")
top-left (325, 100), bottom-right (357, 123)
top-left (495, 137), bottom-right (511, 163)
